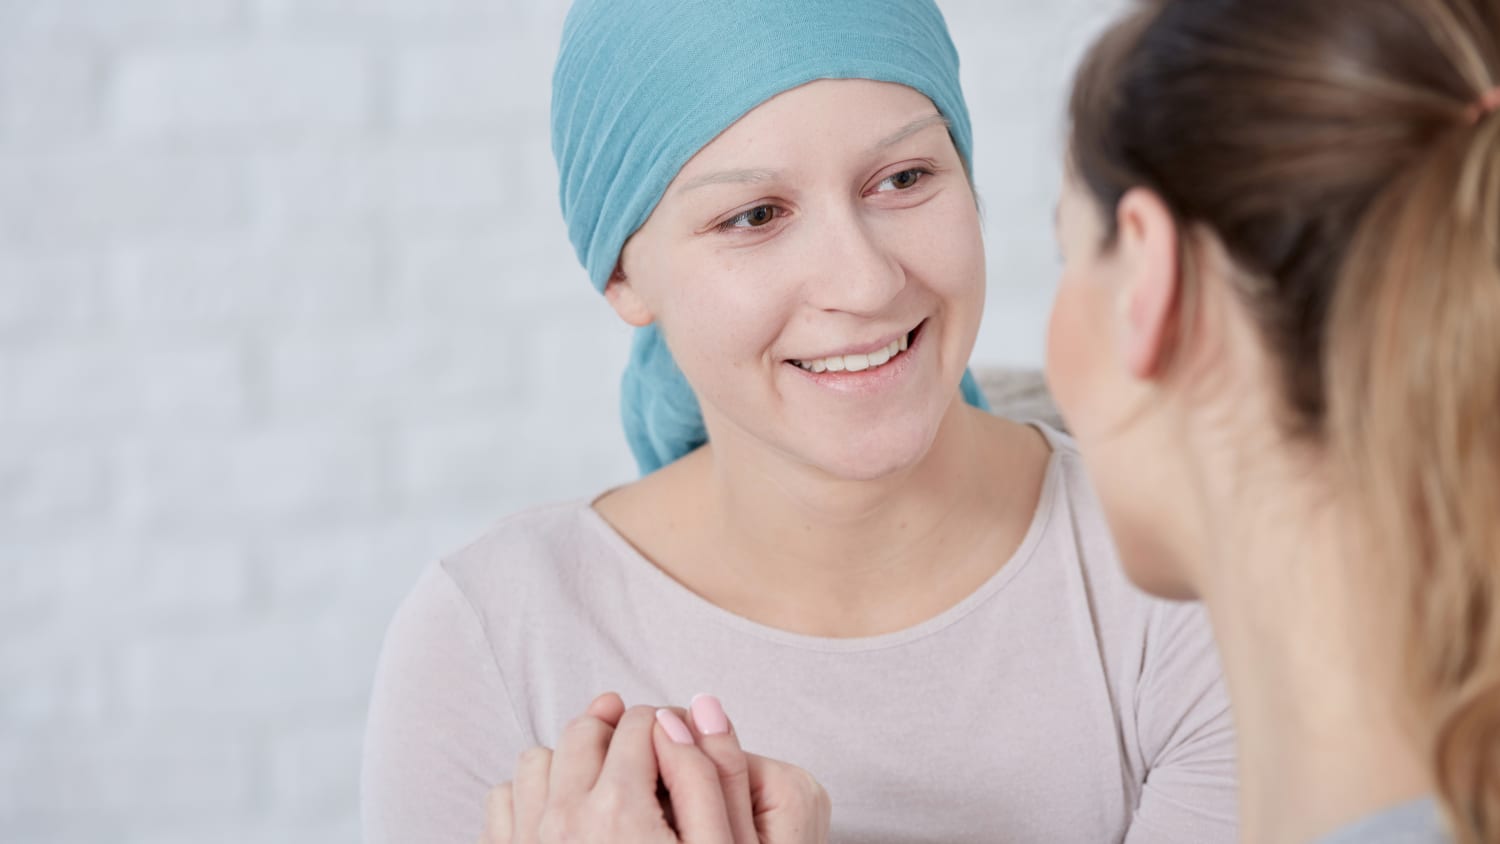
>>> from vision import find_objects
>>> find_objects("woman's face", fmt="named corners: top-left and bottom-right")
top-left (1046, 171), bottom-right (1122, 453)
top-left (1046, 169), bottom-right (1196, 599)
top-left (610, 79), bottom-right (986, 480)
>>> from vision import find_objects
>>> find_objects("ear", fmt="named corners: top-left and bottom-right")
top-left (602, 264), bottom-right (655, 328)
top-left (1112, 188), bottom-right (1181, 380)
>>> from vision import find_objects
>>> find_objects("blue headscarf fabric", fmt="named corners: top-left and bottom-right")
top-left (552, 0), bottom-right (991, 474)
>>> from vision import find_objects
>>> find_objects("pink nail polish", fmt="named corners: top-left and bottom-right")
top-left (690, 694), bottom-right (730, 736)
top-left (656, 709), bottom-right (694, 744)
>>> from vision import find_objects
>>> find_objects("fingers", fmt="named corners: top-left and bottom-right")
top-left (586, 691), bottom-right (626, 725)
top-left (511, 746), bottom-right (553, 844)
top-left (480, 782), bottom-right (514, 844)
top-left (549, 712), bottom-right (616, 797)
top-left (544, 693), bottom-right (627, 809)
top-left (687, 695), bottom-right (758, 844)
top-left (745, 752), bottom-right (833, 844)
top-left (652, 708), bottom-right (735, 844)
top-left (596, 705), bottom-right (663, 791)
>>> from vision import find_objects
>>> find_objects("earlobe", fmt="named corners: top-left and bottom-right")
top-left (1113, 188), bottom-right (1181, 380)
top-left (603, 266), bottom-right (655, 328)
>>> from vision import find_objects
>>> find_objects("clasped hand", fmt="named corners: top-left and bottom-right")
top-left (479, 693), bottom-right (830, 844)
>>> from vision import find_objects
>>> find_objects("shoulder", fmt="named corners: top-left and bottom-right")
top-left (381, 498), bottom-right (610, 651)
top-left (1029, 424), bottom-right (1225, 702)
top-left (1023, 431), bottom-right (1235, 821)
top-left (437, 497), bottom-right (617, 601)
top-left (1314, 800), bottom-right (1449, 844)
top-left (371, 497), bottom-right (632, 722)
top-left (1035, 428), bottom-right (1219, 649)
top-left (1030, 424), bottom-right (1134, 590)
top-left (446, 498), bottom-right (607, 564)
top-left (379, 498), bottom-right (633, 667)
top-left (1033, 424), bottom-right (1095, 515)
top-left (365, 507), bottom-right (607, 844)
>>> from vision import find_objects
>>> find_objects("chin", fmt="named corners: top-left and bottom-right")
top-left (794, 413), bottom-right (941, 482)
top-left (1092, 466), bottom-right (1201, 600)
top-left (1111, 525), bottom-right (1200, 601)
top-left (1122, 562), bottom-right (1200, 601)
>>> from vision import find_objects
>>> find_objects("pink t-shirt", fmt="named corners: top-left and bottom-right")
top-left (361, 427), bottom-right (1239, 843)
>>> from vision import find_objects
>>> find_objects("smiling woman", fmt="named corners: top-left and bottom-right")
top-left (604, 80), bottom-right (987, 482)
top-left (359, 2), bottom-right (1239, 843)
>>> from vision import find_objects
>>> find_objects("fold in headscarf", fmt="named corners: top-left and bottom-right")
top-left (552, 0), bottom-right (990, 473)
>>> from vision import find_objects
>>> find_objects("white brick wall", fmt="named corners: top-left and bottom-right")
top-left (0, 1), bottom-right (1120, 841)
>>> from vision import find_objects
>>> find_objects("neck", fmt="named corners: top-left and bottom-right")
top-left (1188, 440), bottom-right (1431, 843)
top-left (677, 402), bottom-right (1049, 637)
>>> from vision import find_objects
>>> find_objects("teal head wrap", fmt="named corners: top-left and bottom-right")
top-left (552, 0), bottom-right (991, 474)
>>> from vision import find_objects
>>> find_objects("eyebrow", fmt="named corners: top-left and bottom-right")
top-left (873, 113), bottom-right (950, 150)
top-left (674, 114), bottom-right (952, 196)
top-left (675, 168), bottom-right (782, 195)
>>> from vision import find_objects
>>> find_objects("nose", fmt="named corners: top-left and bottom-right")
top-left (801, 206), bottom-right (905, 316)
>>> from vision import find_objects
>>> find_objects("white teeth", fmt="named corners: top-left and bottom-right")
top-left (793, 336), bottom-right (907, 374)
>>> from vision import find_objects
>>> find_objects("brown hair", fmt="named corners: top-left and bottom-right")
top-left (1068, 0), bottom-right (1500, 840)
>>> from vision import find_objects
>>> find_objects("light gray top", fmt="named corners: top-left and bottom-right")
top-left (1316, 799), bottom-right (1451, 844)
top-left (361, 427), bottom-right (1239, 843)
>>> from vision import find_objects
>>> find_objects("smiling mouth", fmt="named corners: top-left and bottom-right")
top-left (789, 321), bottom-right (924, 374)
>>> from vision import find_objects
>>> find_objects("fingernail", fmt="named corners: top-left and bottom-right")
top-left (655, 708), bottom-right (694, 744)
top-left (690, 694), bottom-right (730, 736)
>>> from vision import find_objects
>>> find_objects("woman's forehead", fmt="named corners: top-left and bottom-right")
top-left (672, 79), bottom-right (947, 181)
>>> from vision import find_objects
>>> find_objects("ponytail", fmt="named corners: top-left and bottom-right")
top-left (1068, 1), bottom-right (1500, 838)
top-left (1327, 110), bottom-right (1500, 844)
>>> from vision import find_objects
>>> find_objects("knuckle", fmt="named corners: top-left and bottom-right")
top-left (675, 744), bottom-right (713, 770)
top-left (714, 752), bottom-right (750, 787)
top-left (711, 744), bottom-right (748, 775)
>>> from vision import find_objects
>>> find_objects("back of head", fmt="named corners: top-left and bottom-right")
top-left (1068, 0), bottom-right (1500, 839)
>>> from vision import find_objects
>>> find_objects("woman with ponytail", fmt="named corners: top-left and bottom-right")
top-left (1052, 0), bottom-right (1500, 840)
top-left (486, 0), bottom-right (1500, 842)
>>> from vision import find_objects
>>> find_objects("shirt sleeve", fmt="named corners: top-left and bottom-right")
top-left (1123, 600), bottom-right (1240, 844)
top-left (360, 561), bottom-right (529, 844)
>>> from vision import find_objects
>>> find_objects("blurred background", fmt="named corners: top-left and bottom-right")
top-left (0, 0), bottom-right (1120, 841)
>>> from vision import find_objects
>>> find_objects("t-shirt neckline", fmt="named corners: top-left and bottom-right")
top-left (576, 424), bottom-right (1069, 653)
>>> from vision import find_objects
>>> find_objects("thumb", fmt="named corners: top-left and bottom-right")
top-left (686, 695), bottom-right (758, 844)
top-left (652, 708), bottom-right (735, 844)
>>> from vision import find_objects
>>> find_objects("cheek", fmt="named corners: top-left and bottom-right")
top-left (652, 254), bottom-right (795, 394)
top-left (923, 192), bottom-right (986, 295)
top-left (888, 191), bottom-right (986, 336)
top-left (1046, 265), bottom-right (1197, 601)
top-left (1044, 264), bottom-right (1112, 428)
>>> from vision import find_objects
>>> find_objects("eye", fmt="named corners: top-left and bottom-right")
top-left (718, 204), bottom-right (780, 231)
top-left (874, 168), bottom-right (931, 192)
